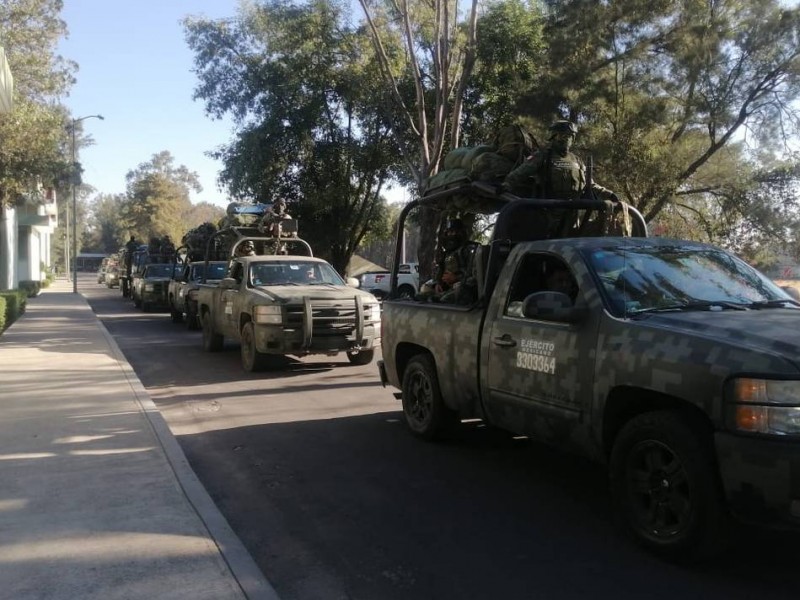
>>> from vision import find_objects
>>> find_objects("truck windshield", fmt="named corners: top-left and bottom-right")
top-left (249, 261), bottom-right (345, 286)
top-left (191, 263), bottom-right (227, 281)
top-left (146, 264), bottom-right (181, 278)
top-left (587, 245), bottom-right (792, 317)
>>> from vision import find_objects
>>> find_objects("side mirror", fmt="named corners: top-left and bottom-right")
top-left (346, 277), bottom-right (360, 288)
top-left (522, 291), bottom-right (587, 323)
top-left (220, 277), bottom-right (238, 289)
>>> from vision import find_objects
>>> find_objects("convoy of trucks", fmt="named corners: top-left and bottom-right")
top-left (104, 205), bottom-right (381, 372)
top-left (95, 183), bottom-right (800, 562)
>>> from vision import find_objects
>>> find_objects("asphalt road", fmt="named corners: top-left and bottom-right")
top-left (83, 278), bottom-right (800, 600)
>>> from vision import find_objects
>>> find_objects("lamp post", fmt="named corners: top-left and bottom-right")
top-left (71, 114), bottom-right (104, 293)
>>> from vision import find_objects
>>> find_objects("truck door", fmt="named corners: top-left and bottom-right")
top-left (483, 252), bottom-right (595, 446)
top-left (220, 261), bottom-right (244, 335)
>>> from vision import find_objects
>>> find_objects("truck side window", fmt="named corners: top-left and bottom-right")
top-left (505, 255), bottom-right (578, 317)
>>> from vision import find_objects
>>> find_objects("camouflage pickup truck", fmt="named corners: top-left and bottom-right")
top-left (131, 262), bottom-right (181, 312)
top-left (168, 260), bottom-right (227, 330)
top-left (378, 185), bottom-right (800, 561)
top-left (196, 251), bottom-right (381, 372)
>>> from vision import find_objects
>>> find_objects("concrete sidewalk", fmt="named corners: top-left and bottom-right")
top-left (0, 278), bottom-right (279, 599)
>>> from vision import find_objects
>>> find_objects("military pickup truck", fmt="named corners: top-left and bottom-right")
top-left (378, 183), bottom-right (800, 561)
top-left (196, 237), bottom-right (381, 372)
top-left (131, 262), bottom-right (181, 312)
top-left (168, 260), bottom-right (228, 330)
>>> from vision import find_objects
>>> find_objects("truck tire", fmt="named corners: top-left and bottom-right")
top-left (186, 304), bottom-right (200, 331)
top-left (170, 302), bottom-right (183, 323)
top-left (346, 348), bottom-right (375, 365)
top-left (609, 410), bottom-right (729, 562)
top-left (241, 321), bottom-right (272, 372)
top-left (397, 284), bottom-right (416, 299)
top-left (401, 354), bottom-right (458, 441)
top-left (202, 311), bottom-right (224, 352)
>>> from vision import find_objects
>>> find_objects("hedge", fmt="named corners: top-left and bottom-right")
top-left (0, 290), bottom-right (28, 332)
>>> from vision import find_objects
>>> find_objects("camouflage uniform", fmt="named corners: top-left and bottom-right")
top-left (504, 120), bottom-right (618, 201)
top-left (433, 219), bottom-right (478, 304)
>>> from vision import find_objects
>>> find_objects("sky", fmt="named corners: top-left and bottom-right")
top-left (59, 1), bottom-right (242, 208)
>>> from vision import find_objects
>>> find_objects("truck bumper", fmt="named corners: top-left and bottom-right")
top-left (254, 323), bottom-right (378, 355)
top-left (715, 431), bottom-right (800, 529)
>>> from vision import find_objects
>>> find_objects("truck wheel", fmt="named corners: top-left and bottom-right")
top-left (186, 305), bottom-right (200, 331)
top-left (241, 321), bottom-right (272, 372)
top-left (401, 354), bottom-right (458, 441)
top-left (397, 284), bottom-right (416, 299)
top-left (346, 348), bottom-right (375, 365)
top-left (609, 410), bottom-right (728, 562)
top-left (170, 303), bottom-right (183, 323)
top-left (202, 312), bottom-right (224, 352)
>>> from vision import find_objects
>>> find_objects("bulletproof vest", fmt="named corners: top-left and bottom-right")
top-left (543, 150), bottom-right (585, 199)
top-left (443, 243), bottom-right (476, 277)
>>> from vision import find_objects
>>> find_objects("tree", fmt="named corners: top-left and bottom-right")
top-left (357, 0), bottom-right (482, 276)
top-left (462, 0), bottom-right (546, 146)
top-left (121, 151), bottom-right (202, 245)
top-left (185, 0), bottom-right (398, 273)
top-left (84, 193), bottom-right (128, 254)
top-left (0, 0), bottom-right (75, 207)
top-left (524, 0), bottom-right (800, 249)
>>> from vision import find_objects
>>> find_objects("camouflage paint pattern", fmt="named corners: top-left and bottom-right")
top-left (381, 236), bottom-right (800, 527)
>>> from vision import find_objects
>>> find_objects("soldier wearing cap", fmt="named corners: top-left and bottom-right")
top-left (504, 120), bottom-right (618, 202)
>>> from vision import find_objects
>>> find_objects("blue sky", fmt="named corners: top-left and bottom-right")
top-left (59, 1), bottom-right (240, 208)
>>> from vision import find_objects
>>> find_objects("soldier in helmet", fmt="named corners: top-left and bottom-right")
top-left (504, 120), bottom-right (618, 202)
top-left (428, 218), bottom-right (478, 304)
top-left (235, 240), bottom-right (256, 257)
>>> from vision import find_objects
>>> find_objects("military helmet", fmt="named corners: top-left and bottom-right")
top-left (442, 218), bottom-right (467, 251)
top-left (549, 120), bottom-right (578, 136)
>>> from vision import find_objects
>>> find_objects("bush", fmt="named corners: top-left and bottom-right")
top-left (19, 280), bottom-right (42, 298)
top-left (0, 290), bottom-right (27, 330)
top-left (0, 296), bottom-right (5, 330)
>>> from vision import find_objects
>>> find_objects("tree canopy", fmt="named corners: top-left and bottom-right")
top-left (185, 0), bottom-right (399, 272)
top-left (0, 0), bottom-right (75, 207)
top-left (121, 151), bottom-right (202, 246)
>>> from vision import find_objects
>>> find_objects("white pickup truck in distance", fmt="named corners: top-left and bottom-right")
top-left (197, 255), bottom-right (381, 371)
top-left (360, 263), bottom-right (419, 299)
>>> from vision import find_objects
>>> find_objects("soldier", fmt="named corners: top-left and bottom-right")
top-left (504, 120), bottom-right (618, 202)
top-left (433, 218), bottom-right (478, 304)
top-left (235, 240), bottom-right (256, 257)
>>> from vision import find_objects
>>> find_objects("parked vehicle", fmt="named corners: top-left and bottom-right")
top-left (168, 260), bottom-right (228, 330)
top-left (360, 263), bottom-right (419, 299)
top-left (105, 265), bottom-right (120, 288)
top-left (197, 234), bottom-right (380, 371)
top-left (378, 182), bottom-right (800, 562)
top-left (131, 263), bottom-right (182, 312)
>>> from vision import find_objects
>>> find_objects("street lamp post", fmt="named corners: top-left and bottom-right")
top-left (71, 114), bottom-right (104, 293)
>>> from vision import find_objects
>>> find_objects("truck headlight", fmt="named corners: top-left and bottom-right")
top-left (254, 305), bottom-right (282, 325)
top-left (144, 283), bottom-right (154, 292)
top-left (727, 378), bottom-right (800, 435)
top-left (366, 303), bottom-right (381, 322)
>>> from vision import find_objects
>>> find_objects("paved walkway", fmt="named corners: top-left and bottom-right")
top-left (0, 278), bottom-right (279, 600)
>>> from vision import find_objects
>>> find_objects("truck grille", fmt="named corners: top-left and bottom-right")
top-left (285, 299), bottom-right (373, 335)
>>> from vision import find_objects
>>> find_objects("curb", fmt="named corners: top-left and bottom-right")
top-left (92, 295), bottom-right (281, 600)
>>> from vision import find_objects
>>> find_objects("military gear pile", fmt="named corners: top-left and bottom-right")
top-left (425, 125), bottom-right (536, 194)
